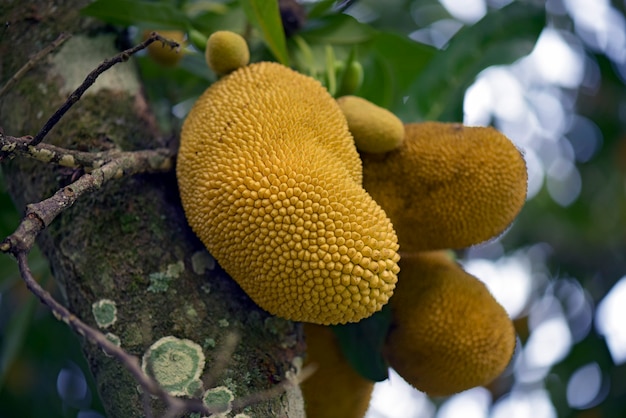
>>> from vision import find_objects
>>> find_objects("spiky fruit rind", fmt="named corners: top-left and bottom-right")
top-left (384, 251), bottom-right (515, 396)
top-left (177, 62), bottom-right (400, 325)
top-left (205, 30), bottom-right (250, 75)
top-left (337, 96), bottom-right (405, 153)
top-left (302, 323), bottom-right (374, 418)
top-left (361, 122), bottom-right (527, 251)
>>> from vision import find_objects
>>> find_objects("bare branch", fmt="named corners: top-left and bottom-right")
top-left (0, 32), bottom-right (71, 99)
top-left (0, 132), bottom-right (171, 170)
top-left (0, 146), bottom-right (173, 255)
top-left (29, 32), bottom-right (180, 147)
top-left (15, 251), bottom-right (216, 417)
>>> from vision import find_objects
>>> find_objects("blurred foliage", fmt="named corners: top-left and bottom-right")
top-left (1, 0), bottom-right (626, 417)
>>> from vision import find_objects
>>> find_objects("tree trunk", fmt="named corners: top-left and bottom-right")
top-left (0, 1), bottom-right (305, 416)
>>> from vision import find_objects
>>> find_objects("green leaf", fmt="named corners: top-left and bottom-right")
top-left (331, 305), bottom-right (392, 382)
top-left (368, 32), bottom-right (437, 120)
top-left (406, 2), bottom-right (545, 122)
top-left (81, 0), bottom-right (190, 29)
top-left (301, 13), bottom-right (374, 45)
top-left (307, 0), bottom-right (337, 19)
top-left (358, 53), bottom-right (394, 109)
top-left (240, 0), bottom-right (289, 65)
top-left (190, 6), bottom-right (247, 35)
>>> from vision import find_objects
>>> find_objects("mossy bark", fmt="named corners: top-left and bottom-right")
top-left (0, 1), bottom-right (305, 417)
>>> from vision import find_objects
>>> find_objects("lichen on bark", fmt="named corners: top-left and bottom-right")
top-left (0, 1), bottom-right (305, 416)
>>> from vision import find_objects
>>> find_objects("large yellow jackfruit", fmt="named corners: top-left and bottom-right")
top-left (302, 323), bottom-right (374, 418)
top-left (384, 251), bottom-right (515, 396)
top-left (177, 62), bottom-right (400, 325)
top-left (361, 122), bottom-right (527, 251)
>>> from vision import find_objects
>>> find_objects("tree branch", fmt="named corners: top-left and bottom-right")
top-left (1, 2), bottom-right (305, 414)
top-left (0, 132), bottom-right (173, 169)
top-left (0, 145), bottom-right (173, 256)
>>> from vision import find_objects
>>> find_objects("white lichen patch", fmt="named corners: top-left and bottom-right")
top-left (167, 260), bottom-right (185, 277)
top-left (51, 35), bottom-right (140, 96)
top-left (202, 386), bottom-right (234, 415)
top-left (141, 336), bottom-right (205, 397)
top-left (92, 299), bottom-right (117, 329)
top-left (59, 154), bottom-right (76, 167)
top-left (191, 250), bottom-right (216, 275)
top-left (147, 260), bottom-right (185, 293)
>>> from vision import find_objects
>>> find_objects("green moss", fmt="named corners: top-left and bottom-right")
top-left (147, 261), bottom-right (185, 293)
top-left (203, 338), bottom-right (216, 349)
top-left (185, 305), bottom-right (198, 319)
top-left (120, 213), bottom-right (140, 234)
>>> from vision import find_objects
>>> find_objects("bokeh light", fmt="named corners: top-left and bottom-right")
top-left (595, 276), bottom-right (626, 365)
top-left (366, 369), bottom-right (434, 418)
top-left (565, 362), bottom-right (606, 409)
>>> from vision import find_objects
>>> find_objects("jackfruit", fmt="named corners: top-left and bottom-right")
top-left (144, 30), bottom-right (186, 67)
top-left (383, 251), bottom-right (515, 396)
top-left (205, 31), bottom-right (250, 75)
top-left (177, 62), bottom-right (400, 325)
top-left (361, 122), bottom-right (527, 251)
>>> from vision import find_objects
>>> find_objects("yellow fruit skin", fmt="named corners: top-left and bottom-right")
top-left (384, 251), bottom-right (515, 396)
top-left (337, 96), bottom-right (405, 154)
top-left (361, 122), bottom-right (527, 251)
top-left (144, 30), bottom-right (185, 67)
top-left (302, 323), bottom-right (374, 418)
top-left (205, 31), bottom-right (250, 75)
top-left (177, 62), bottom-right (400, 325)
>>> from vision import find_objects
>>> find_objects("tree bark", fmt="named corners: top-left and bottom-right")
top-left (0, 1), bottom-right (305, 417)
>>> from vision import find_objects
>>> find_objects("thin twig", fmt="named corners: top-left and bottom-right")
top-left (2, 27), bottom-right (303, 416)
top-left (0, 32), bottom-right (71, 98)
top-left (0, 147), bottom-right (173, 256)
top-left (29, 32), bottom-right (180, 147)
top-left (17, 252), bottom-right (214, 417)
top-left (0, 132), bottom-right (171, 169)
top-left (17, 254), bottom-right (162, 405)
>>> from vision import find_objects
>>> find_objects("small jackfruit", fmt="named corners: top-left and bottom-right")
top-left (361, 122), bottom-right (527, 251)
top-left (383, 251), bottom-right (515, 396)
top-left (177, 62), bottom-right (400, 325)
top-left (302, 323), bottom-right (374, 418)
top-left (205, 31), bottom-right (250, 75)
top-left (144, 30), bottom-right (186, 67)
top-left (337, 96), bottom-right (405, 154)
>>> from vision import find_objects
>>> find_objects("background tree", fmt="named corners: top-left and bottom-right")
top-left (1, 0), bottom-right (625, 417)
